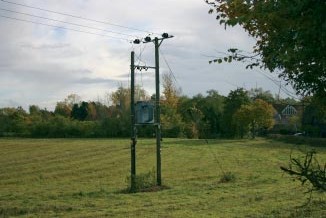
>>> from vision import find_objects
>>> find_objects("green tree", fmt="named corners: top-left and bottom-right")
top-left (0, 107), bottom-right (29, 136)
top-left (71, 101), bottom-right (89, 121)
top-left (207, 0), bottom-right (326, 96)
top-left (29, 105), bottom-right (41, 115)
top-left (302, 95), bottom-right (326, 137)
top-left (178, 91), bottom-right (224, 139)
top-left (222, 88), bottom-right (250, 137)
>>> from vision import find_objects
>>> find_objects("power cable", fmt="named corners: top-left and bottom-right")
top-left (0, 0), bottom-right (158, 35)
top-left (0, 7), bottom-right (139, 38)
top-left (136, 43), bottom-right (147, 65)
top-left (253, 69), bottom-right (300, 100)
top-left (0, 14), bottom-right (131, 42)
top-left (160, 49), bottom-right (180, 87)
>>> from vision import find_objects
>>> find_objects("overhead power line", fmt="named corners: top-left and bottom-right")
top-left (160, 49), bottom-right (179, 87)
top-left (0, 14), bottom-right (130, 41)
top-left (253, 69), bottom-right (300, 100)
top-left (0, 0), bottom-right (157, 35)
top-left (0, 7), bottom-right (139, 38)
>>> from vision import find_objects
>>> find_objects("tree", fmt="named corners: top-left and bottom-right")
top-left (65, 94), bottom-right (81, 107)
top-left (71, 101), bottom-right (89, 121)
top-left (199, 90), bottom-right (225, 138)
top-left (302, 95), bottom-right (326, 137)
top-left (29, 105), bottom-right (41, 115)
top-left (54, 102), bottom-right (72, 118)
top-left (177, 90), bottom-right (225, 139)
top-left (233, 99), bottom-right (276, 138)
top-left (161, 73), bottom-right (184, 137)
top-left (207, 0), bottom-right (326, 96)
top-left (86, 102), bottom-right (97, 121)
top-left (162, 73), bottom-right (181, 109)
top-left (0, 107), bottom-right (29, 136)
top-left (222, 88), bottom-right (250, 137)
top-left (54, 94), bottom-right (81, 118)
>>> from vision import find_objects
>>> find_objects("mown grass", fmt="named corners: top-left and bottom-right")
top-left (0, 138), bottom-right (325, 217)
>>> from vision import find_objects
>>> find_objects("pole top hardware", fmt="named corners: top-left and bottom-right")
top-left (132, 33), bottom-right (174, 44)
top-left (134, 65), bottom-right (156, 71)
top-left (133, 39), bottom-right (141, 44)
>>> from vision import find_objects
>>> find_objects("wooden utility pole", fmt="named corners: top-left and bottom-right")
top-left (130, 51), bottom-right (136, 191)
top-left (154, 37), bottom-right (162, 186)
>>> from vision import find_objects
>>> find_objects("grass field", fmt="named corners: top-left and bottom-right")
top-left (0, 138), bottom-right (325, 217)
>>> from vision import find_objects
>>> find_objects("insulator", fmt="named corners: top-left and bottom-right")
top-left (133, 39), bottom-right (141, 44)
top-left (162, 33), bottom-right (169, 38)
top-left (144, 36), bottom-right (152, 42)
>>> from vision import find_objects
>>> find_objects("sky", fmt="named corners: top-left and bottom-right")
top-left (0, 0), bottom-right (297, 111)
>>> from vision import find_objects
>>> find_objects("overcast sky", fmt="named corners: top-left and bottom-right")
top-left (0, 0), bottom-right (296, 110)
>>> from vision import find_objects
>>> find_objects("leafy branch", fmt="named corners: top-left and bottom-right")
top-left (208, 48), bottom-right (262, 70)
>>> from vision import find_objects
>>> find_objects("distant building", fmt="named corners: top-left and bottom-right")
top-left (272, 104), bottom-right (302, 133)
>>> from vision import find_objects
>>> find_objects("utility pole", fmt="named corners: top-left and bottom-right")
top-left (130, 51), bottom-right (136, 191)
top-left (154, 37), bottom-right (162, 186)
top-left (130, 33), bottom-right (173, 188)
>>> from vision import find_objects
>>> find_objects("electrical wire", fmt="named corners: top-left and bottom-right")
top-left (0, 7), bottom-right (139, 38)
top-left (0, 14), bottom-right (131, 41)
top-left (136, 43), bottom-right (147, 66)
top-left (0, 0), bottom-right (158, 35)
top-left (160, 49), bottom-right (180, 87)
top-left (253, 69), bottom-right (300, 100)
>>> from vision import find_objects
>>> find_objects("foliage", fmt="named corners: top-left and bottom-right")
top-left (280, 150), bottom-right (326, 193)
top-left (302, 95), bottom-right (326, 137)
top-left (233, 99), bottom-right (275, 138)
top-left (162, 73), bottom-right (180, 109)
top-left (221, 88), bottom-right (250, 137)
top-left (161, 73), bottom-right (185, 137)
top-left (0, 86), bottom-right (324, 138)
top-left (178, 90), bottom-right (224, 139)
top-left (0, 107), bottom-right (29, 136)
top-left (71, 101), bottom-right (89, 121)
top-left (207, 0), bottom-right (326, 96)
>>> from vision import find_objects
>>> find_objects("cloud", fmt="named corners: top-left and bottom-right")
top-left (75, 77), bottom-right (116, 84)
top-left (0, 0), bottom-right (296, 110)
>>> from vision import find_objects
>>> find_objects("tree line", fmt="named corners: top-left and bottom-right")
top-left (0, 74), bottom-right (325, 138)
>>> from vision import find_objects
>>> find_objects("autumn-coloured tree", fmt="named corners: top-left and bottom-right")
top-left (233, 99), bottom-right (275, 138)
top-left (161, 73), bottom-right (184, 137)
